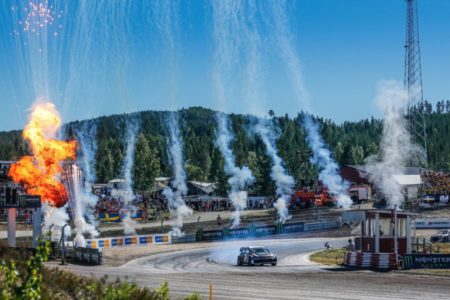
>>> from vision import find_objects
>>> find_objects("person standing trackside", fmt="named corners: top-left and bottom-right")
top-left (345, 239), bottom-right (355, 251)
top-left (217, 214), bottom-right (222, 227)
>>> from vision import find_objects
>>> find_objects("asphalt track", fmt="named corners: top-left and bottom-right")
top-left (59, 237), bottom-right (450, 300)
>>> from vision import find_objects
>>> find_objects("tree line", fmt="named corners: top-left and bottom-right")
top-left (1, 103), bottom-right (449, 196)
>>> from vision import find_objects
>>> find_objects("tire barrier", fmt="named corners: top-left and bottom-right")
top-left (344, 252), bottom-right (397, 269)
top-left (196, 221), bottom-right (339, 241)
top-left (85, 233), bottom-right (171, 249)
top-left (402, 254), bottom-right (450, 269)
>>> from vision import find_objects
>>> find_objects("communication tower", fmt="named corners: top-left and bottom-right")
top-left (404, 0), bottom-right (427, 166)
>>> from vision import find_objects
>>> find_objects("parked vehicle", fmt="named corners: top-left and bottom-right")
top-left (430, 229), bottom-right (450, 243)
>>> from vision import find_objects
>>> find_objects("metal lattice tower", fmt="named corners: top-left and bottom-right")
top-left (404, 0), bottom-right (427, 167)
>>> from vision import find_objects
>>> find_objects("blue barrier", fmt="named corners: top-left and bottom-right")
top-left (195, 221), bottom-right (329, 241)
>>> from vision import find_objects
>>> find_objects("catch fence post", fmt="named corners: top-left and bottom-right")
top-left (210, 283), bottom-right (213, 300)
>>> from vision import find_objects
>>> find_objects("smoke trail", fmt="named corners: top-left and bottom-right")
top-left (254, 119), bottom-right (294, 221)
top-left (303, 115), bottom-right (353, 209)
top-left (269, 0), bottom-right (311, 112)
top-left (118, 116), bottom-right (140, 235)
top-left (70, 121), bottom-right (100, 245)
top-left (162, 112), bottom-right (192, 236)
top-left (238, 2), bottom-right (294, 222)
top-left (216, 114), bottom-right (254, 227)
top-left (269, 1), bottom-right (351, 207)
top-left (64, 164), bottom-right (98, 246)
top-left (365, 80), bottom-right (424, 208)
top-left (211, 2), bottom-right (254, 227)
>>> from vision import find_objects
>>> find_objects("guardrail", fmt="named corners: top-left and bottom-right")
top-left (196, 220), bottom-right (340, 241)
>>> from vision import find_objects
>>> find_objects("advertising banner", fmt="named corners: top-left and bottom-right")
top-left (86, 233), bottom-right (171, 249)
top-left (403, 254), bottom-right (450, 269)
top-left (415, 219), bottom-right (450, 229)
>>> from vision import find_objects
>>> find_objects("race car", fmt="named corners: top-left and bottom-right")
top-left (237, 246), bottom-right (277, 266)
top-left (430, 229), bottom-right (450, 243)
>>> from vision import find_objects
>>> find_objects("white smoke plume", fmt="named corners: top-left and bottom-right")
top-left (365, 80), bottom-right (424, 208)
top-left (211, 2), bottom-right (254, 227)
top-left (269, 1), bottom-right (351, 208)
top-left (64, 164), bottom-right (98, 247)
top-left (163, 112), bottom-right (192, 236)
top-left (216, 113), bottom-right (254, 227)
top-left (254, 119), bottom-right (294, 222)
top-left (70, 121), bottom-right (100, 246)
top-left (42, 202), bottom-right (71, 242)
top-left (303, 115), bottom-right (353, 209)
top-left (119, 116), bottom-right (140, 235)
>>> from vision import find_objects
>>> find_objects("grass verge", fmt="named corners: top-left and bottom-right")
top-left (309, 248), bottom-right (346, 266)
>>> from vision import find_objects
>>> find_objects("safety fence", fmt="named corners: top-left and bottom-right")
top-left (85, 233), bottom-right (171, 249)
top-left (344, 251), bottom-right (397, 269)
top-left (402, 254), bottom-right (450, 269)
top-left (196, 220), bottom-right (340, 241)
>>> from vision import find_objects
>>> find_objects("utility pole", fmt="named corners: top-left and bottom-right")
top-left (404, 0), bottom-right (427, 167)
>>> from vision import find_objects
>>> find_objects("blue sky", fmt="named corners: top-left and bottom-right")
top-left (1, 0), bottom-right (449, 131)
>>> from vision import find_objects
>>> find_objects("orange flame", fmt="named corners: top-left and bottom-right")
top-left (9, 102), bottom-right (76, 207)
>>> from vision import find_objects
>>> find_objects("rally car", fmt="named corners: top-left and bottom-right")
top-left (430, 229), bottom-right (450, 243)
top-left (237, 246), bottom-right (277, 266)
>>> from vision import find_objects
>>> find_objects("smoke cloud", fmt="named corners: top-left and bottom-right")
top-left (118, 116), bottom-right (140, 235)
top-left (70, 121), bottom-right (100, 246)
top-left (303, 115), bottom-right (353, 209)
top-left (365, 80), bottom-right (424, 208)
top-left (42, 202), bottom-right (71, 242)
top-left (163, 112), bottom-right (192, 236)
top-left (254, 119), bottom-right (294, 222)
top-left (216, 113), bottom-right (254, 227)
top-left (269, 1), bottom-right (351, 208)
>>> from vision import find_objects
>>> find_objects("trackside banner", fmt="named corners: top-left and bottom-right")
top-left (196, 222), bottom-right (306, 241)
top-left (402, 254), bottom-right (450, 269)
top-left (415, 219), bottom-right (450, 229)
top-left (85, 233), bottom-right (171, 249)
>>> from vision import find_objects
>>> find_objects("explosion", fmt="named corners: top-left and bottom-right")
top-left (9, 102), bottom-right (76, 207)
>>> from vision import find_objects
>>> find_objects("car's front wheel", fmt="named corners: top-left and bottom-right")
top-left (237, 257), bottom-right (243, 266)
top-left (271, 263), bottom-right (277, 266)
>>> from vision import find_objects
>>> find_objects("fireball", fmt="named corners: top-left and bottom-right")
top-left (9, 102), bottom-right (76, 207)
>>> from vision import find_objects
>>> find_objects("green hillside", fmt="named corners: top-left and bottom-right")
top-left (1, 101), bottom-right (449, 196)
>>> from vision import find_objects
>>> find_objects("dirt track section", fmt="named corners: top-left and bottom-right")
top-left (49, 236), bottom-right (450, 299)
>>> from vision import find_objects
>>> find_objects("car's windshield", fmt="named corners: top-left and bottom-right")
top-left (437, 230), bottom-right (448, 234)
top-left (251, 247), bottom-right (269, 253)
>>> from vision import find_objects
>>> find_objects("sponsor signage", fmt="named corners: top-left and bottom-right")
top-left (282, 222), bottom-right (304, 233)
top-left (227, 228), bottom-right (250, 237)
top-left (415, 219), bottom-right (450, 229)
top-left (86, 233), bottom-right (171, 249)
top-left (255, 225), bottom-right (276, 236)
top-left (201, 230), bottom-right (223, 240)
top-left (197, 222), bottom-right (308, 241)
top-left (403, 254), bottom-right (450, 269)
